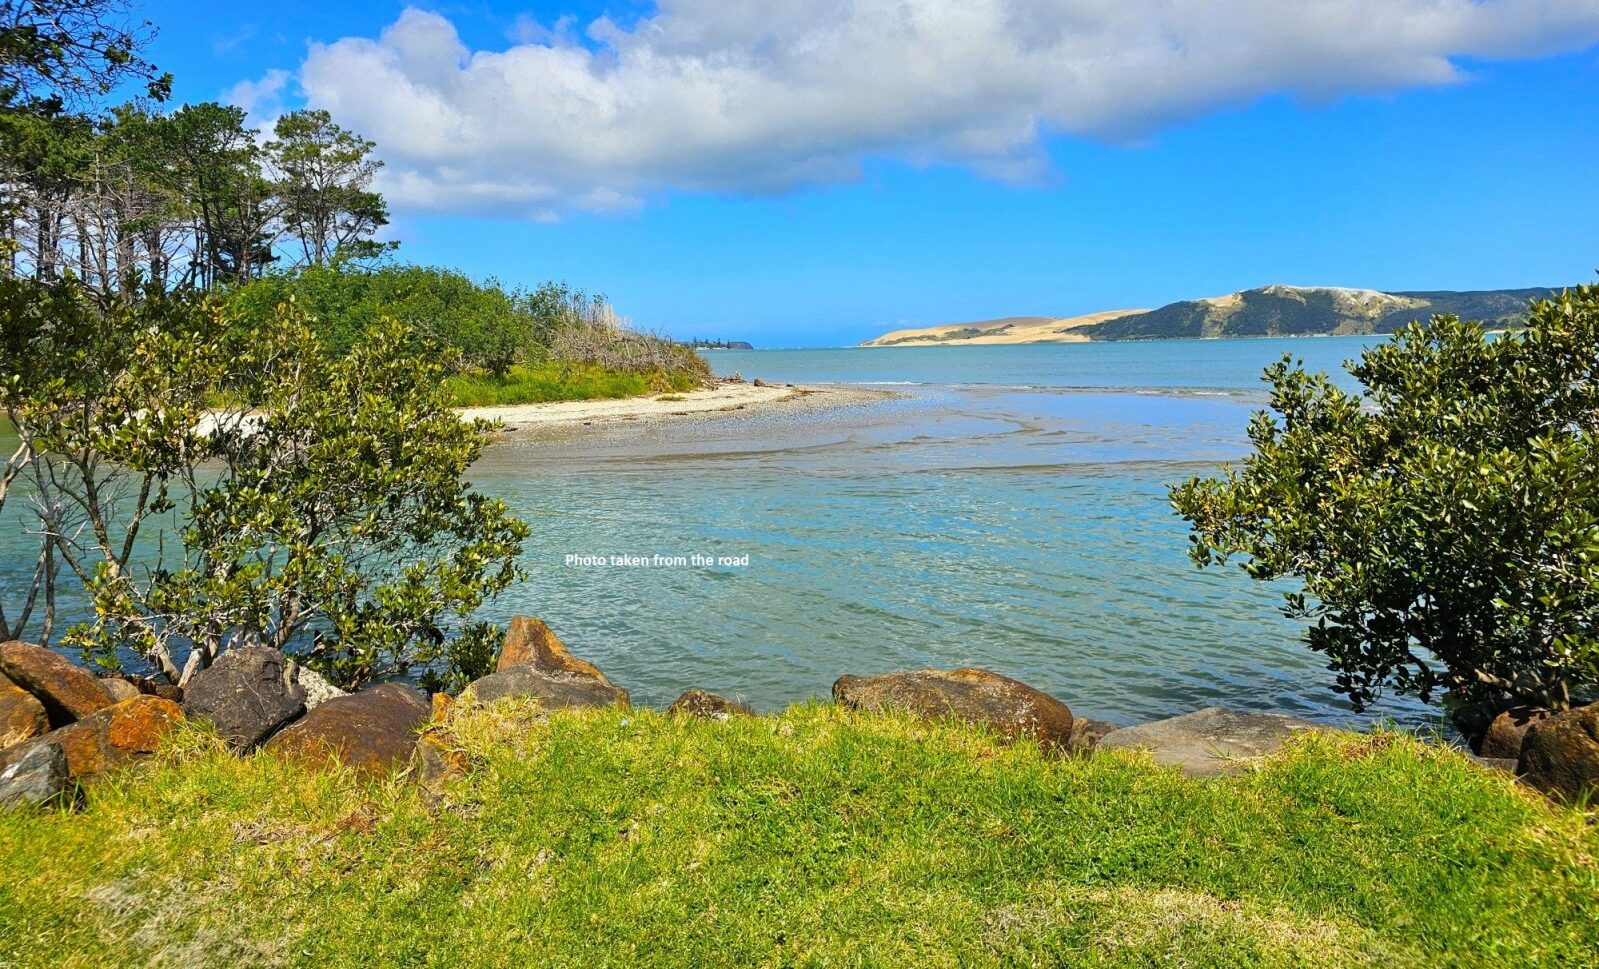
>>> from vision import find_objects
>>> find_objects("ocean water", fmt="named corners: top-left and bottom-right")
top-left (474, 338), bottom-right (1435, 727)
top-left (0, 337), bottom-right (1442, 728)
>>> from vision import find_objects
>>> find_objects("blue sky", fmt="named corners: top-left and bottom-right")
top-left (138, 1), bottom-right (1599, 346)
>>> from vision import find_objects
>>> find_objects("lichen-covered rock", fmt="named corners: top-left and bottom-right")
top-left (496, 616), bottom-right (610, 683)
top-left (411, 731), bottom-right (469, 796)
top-left (289, 662), bottom-right (346, 711)
top-left (464, 666), bottom-right (630, 710)
top-left (0, 672), bottom-right (48, 752)
top-left (116, 674), bottom-right (183, 703)
top-left (1066, 717), bottom-right (1120, 754)
top-left (667, 688), bottom-right (754, 719)
top-left (0, 640), bottom-right (113, 727)
top-left (429, 692), bottom-right (455, 723)
top-left (1480, 707), bottom-right (1550, 760)
top-left (1517, 703), bottom-right (1599, 804)
top-left (0, 696), bottom-right (184, 782)
top-left (264, 683), bottom-right (429, 776)
top-left (98, 677), bottom-right (142, 703)
top-left (1097, 707), bottom-right (1322, 777)
top-left (832, 668), bottom-right (1075, 750)
top-left (182, 647), bottom-right (306, 752)
top-left (0, 740), bottom-right (69, 809)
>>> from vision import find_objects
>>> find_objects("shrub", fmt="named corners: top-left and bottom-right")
top-left (1171, 285), bottom-right (1599, 712)
top-left (0, 277), bottom-right (529, 688)
top-left (224, 264), bottom-right (533, 376)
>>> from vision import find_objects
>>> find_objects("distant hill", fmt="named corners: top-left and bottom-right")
top-left (861, 285), bottom-right (1565, 346)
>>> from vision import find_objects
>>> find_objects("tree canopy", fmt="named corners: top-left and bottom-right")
top-left (1172, 285), bottom-right (1599, 713)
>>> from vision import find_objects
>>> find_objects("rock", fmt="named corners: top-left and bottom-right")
top-left (98, 677), bottom-right (142, 703)
top-left (430, 692), bottom-right (455, 723)
top-left (1097, 707), bottom-right (1323, 777)
top-left (1449, 699), bottom-right (1502, 752)
top-left (288, 662), bottom-right (346, 711)
top-left (495, 616), bottom-right (610, 683)
top-left (264, 683), bottom-right (430, 776)
top-left (0, 672), bottom-right (48, 752)
top-left (1465, 753), bottom-right (1519, 773)
top-left (0, 741), bottom-right (69, 809)
top-left (1517, 703), bottom-right (1599, 804)
top-left (1480, 707), bottom-right (1550, 760)
top-left (117, 674), bottom-right (183, 703)
top-left (0, 696), bottom-right (184, 782)
top-left (181, 647), bottom-right (306, 752)
top-left (831, 668), bottom-right (1075, 750)
top-left (668, 688), bottom-right (754, 719)
top-left (1066, 717), bottom-right (1120, 754)
top-left (0, 640), bottom-right (114, 727)
top-left (411, 731), bottom-right (468, 796)
top-left (752, 378), bottom-right (769, 387)
top-left (463, 666), bottom-right (630, 710)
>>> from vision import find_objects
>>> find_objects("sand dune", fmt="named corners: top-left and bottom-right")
top-left (862, 309), bottom-right (1145, 346)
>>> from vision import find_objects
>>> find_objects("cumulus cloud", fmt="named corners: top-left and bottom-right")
top-left (282, 0), bottom-right (1599, 219)
top-left (223, 68), bottom-right (290, 128)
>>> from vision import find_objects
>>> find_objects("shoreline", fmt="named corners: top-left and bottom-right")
top-left (457, 379), bottom-right (894, 432)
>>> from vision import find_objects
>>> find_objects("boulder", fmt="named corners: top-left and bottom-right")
top-left (182, 647), bottom-right (306, 752)
top-left (411, 731), bottom-right (469, 796)
top-left (115, 674), bottom-right (183, 703)
top-left (495, 616), bottom-right (610, 683)
top-left (1517, 703), bottom-right (1599, 804)
top-left (463, 666), bottom-right (630, 710)
top-left (831, 668), bottom-right (1075, 750)
top-left (0, 741), bottom-right (69, 809)
top-left (264, 683), bottom-right (430, 776)
top-left (0, 672), bottom-right (48, 752)
top-left (0, 696), bottom-right (184, 782)
top-left (289, 663), bottom-right (346, 711)
top-left (1097, 707), bottom-right (1323, 777)
top-left (668, 688), bottom-right (754, 719)
top-left (1465, 753), bottom-right (1518, 773)
top-left (98, 678), bottom-right (142, 703)
top-left (1449, 699), bottom-right (1502, 752)
top-left (0, 640), bottom-right (114, 727)
top-left (1480, 707), bottom-right (1550, 760)
top-left (1066, 717), bottom-right (1121, 754)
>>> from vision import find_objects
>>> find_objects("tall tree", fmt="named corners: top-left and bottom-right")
top-left (155, 102), bottom-right (276, 288)
top-left (267, 108), bottom-right (392, 267)
top-left (0, 0), bottom-right (169, 117)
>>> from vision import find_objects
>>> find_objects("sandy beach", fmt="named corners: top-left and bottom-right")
top-left (457, 379), bottom-right (892, 432)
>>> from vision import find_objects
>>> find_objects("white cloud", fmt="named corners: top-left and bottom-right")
top-left (223, 68), bottom-right (290, 128)
top-left (283, 1), bottom-right (1599, 220)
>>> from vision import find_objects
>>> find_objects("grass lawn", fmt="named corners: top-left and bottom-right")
top-left (445, 362), bottom-right (703, 407)
top-left (1, 703), bottom-right (1596, 967)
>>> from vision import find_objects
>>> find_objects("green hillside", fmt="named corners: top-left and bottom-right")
top-left (1081, 285), bottom-right (1563, 341)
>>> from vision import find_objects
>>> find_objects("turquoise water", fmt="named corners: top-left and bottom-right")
top-left (474, 337), bottom-right (1434, 727)
top-left (0, 337), bottom-right (1441, 727)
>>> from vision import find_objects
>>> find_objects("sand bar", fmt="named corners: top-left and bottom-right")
top-left (457, 380), bottom-right (893, 432)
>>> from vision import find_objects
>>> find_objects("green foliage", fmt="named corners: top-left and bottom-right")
top-left (2, 707), bottom-right (1596, 965)
top-left (0, 0), bottom-right (170, 117)
top-left (1172, 285), bottom-right (1599, 712)
top-left (224, 266), bottom-right (712, 392)
top-left (0, 276), bottom-right (529, 688)
top-left (444, 360), bottom-right (702, 407)
top-left (267, 108), bottom-right (393, 267)
top-left (417, 620), bottom-right (500, 695)
top-left (225, 264), bottom-right (542, 376)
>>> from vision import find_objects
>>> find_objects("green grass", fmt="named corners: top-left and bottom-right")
top-left (2, 704), bottom-right (1596, 967)
top-left (445, 362), bottom-right (702, 407)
